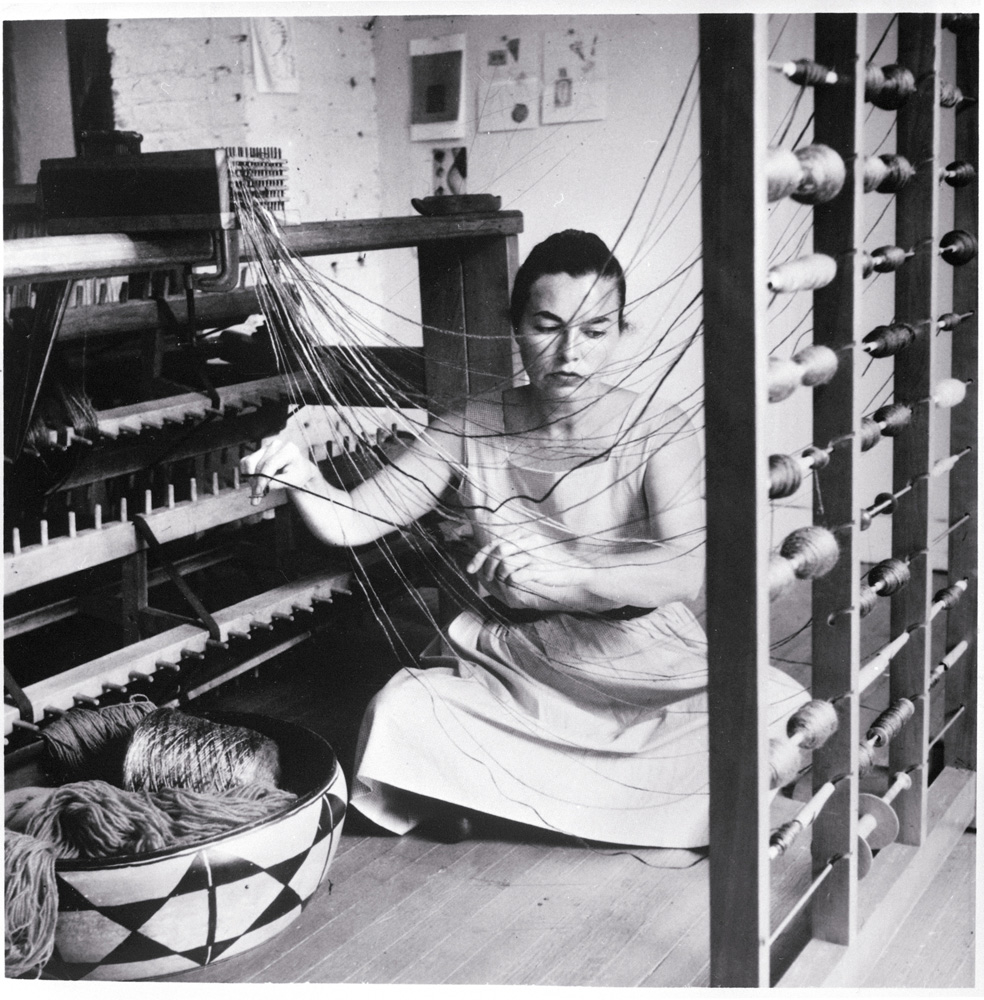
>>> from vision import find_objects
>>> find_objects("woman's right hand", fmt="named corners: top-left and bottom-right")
top-left (240, 437), bottom-right (319, 503)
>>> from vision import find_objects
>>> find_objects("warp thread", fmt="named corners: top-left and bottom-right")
top-left (123, 708), bottom-right (282, 793)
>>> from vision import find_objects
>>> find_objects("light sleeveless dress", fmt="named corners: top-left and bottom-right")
top-left (351, 395), bottom-right (806, 847)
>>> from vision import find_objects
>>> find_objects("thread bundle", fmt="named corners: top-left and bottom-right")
top-left (5, 703), bottom-right (295, 979)
top-left (775, 59), bottom-right (838, 88)
top-left (768, 446), bottom-right (831, 500)
top-left (859, 558), bottom-right (911, 618)
top-left (943, 161), bottom-right (977, 188)
top-left (769, 525), bottom-right (840, 599)
top-left (863, 153), bottom-right (916, 194)
top-left (767, 253), bottom-right (838, 293)
top-left (865, 64), bottom-right (917, 111)
top-left (767, 344), bottom-right (840, 402)
top-left (940, 230), bottom-right (979, 267)
top-left (863, 322), bottom-right (916, 358)
top-left (860, 402), bottom-right (913, 452)
top-left (861, 245), bottom-right (913, 278)
top-left (858, 698), bottom-right (915, 775)
top-left (769, 699), bottom-right (839, 789)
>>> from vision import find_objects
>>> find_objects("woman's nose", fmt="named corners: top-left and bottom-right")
top-left (557, 329), bottom-right (582, 360)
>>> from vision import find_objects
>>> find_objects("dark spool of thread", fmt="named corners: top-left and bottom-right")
top-left (769, 453), bottom-right (803, 499)
top-left (865, 63), bottom-right (917, 111)
top-left (863, 322), bottom-right (916, 358)
top-left (933, 583), bottom-right (965, 610)
top-left (866, 698), bottom-right (915, 747)
top-left (786, 699), bottom-right (839, 749)
top-left (868, 557), bottom-right (911, 595)
top-left (862, 491), bottom-right (900, 532)
top-left (943, 161), bottom-right (977, 188)
top-left (940, 230), bottom-right (979, 266)
top-left (865, 153), bottom-right (916, 194)
top-left (790, 144), bottom-right (847, 205)
top-left (862, 245), bottom-right (911, 277)
top-left (872, 402), bottom-right (913, 436)
top-left (780, 525), bottom-right (840, 579)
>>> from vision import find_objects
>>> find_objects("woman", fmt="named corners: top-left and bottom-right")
top-left (243, 230), bottom-right (801, 848)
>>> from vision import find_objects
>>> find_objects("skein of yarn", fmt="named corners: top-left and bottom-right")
top-left (42, 699), bottom-right (157, 784)
top-left (5, 829), bottom-right (59, 979)
top-left (122, 709), bottom-right (282, 793)
top-left (790, 144), bottom-right (846, 205)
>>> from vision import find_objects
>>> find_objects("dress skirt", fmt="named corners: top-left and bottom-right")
top-left (351, 600), bottom-right (807, 848)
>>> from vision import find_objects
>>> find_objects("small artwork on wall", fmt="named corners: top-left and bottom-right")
top-left (410, 33), bottom-right (467, 141)
top-left (542, 28), bottom-right (607, 124)
top-left (477, 35), bottom-right (539, 133)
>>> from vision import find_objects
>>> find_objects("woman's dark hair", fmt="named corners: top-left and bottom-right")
top-left (509, 230), bottom-right (626, 331)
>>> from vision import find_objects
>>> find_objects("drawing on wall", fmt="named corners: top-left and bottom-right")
top-left (250, 17), bottom-right (300, 94)
top-left (542, 28), bottom-right (607, 124)
top-left (477, 35), bottom-right (539, 133)
top-left (410, 34), bottom-right (467, 141)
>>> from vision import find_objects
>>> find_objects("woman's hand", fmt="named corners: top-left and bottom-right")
top-left (467, 536), bottom-right (594, 610)
top-left (240, 437), bottom-right (320, 504)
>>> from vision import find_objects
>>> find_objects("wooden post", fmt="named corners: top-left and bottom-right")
top-left (807, 13), bottom-right (864, 945)
top-left (890, 13), bottom-right (941, 847)
top-left (418, 230), bottom-right (518, 413)
top-left (943, 19), bottom-right (978, 773)
top-left (699, 13), bottom-right (772, 987)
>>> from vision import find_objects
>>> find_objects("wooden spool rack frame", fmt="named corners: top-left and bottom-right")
top-left (700, 13), bottom-right (977, 987)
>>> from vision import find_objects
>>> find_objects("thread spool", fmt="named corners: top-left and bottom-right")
top-left (858, 585), bottom-right (880, 619)
top-left (861, 402), bottom-right (913, 450)
top-left (793, 344), bottom-right (839, 386)
top-left (932, 582), bottom-right (966, 611)
top-left (866, 698), bottom-right (915, 748)
top-left (767, 357), bottom-right (804, 402)
top-left (769, 738), bottom-right (804, 789)
top-left (939, 230), bottom-right (978, 266)
top-left (867, 557), bottom-right (911, 595)
top-left (942, 161), bottom-right (977, 188)
top-left (863, 322), bottom-right (916, 358)
top-left (767, 253), bottom-right (838, 293)
top-left (769, 453), bottom-right (804, 498)
top-left (786, 699), bottom-right (839, 749)
top-left (790, 144), bottom-right (846, 204)
top-left (775, 59), bottom-right (838, 87)
top-left (863, 154), bottom-right (916, 194)
top-left (122, 708), bottom-right (282, 794)
top-left (860, 417), bottom-right (884, 451)
top-left (769, 525), bottom-right (840, 598)
top-left (861, 245), bottom-right (912, 278)
top-left (865, 63), bottom-right (917, 111)
top-left (939, 81), bottom-right (968, 109)
top-left (802, 446), bottom-right (831, 471)
top-left (931, 378), bottom-right (968, 409)
top-left (861, 491), bottom-right (899, 531)
top-left (767, 147), bottom-right (803, 202)
top-left (938, 311), bottom-right (974, 331)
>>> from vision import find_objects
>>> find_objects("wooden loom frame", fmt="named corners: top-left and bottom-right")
top-left (700, 12), bottom-right (977, 987)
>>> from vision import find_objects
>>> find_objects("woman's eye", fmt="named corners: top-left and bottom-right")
top-left (583, 326), bottom-right (608, 339)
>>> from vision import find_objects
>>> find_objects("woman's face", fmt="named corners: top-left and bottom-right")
top-left (515, 272), bottom-right (622, 399)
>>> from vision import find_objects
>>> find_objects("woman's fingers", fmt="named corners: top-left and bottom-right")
top-left (467, 539), bottom-right (532, 586)
top-left (240, 438), bottom-right (310, 502)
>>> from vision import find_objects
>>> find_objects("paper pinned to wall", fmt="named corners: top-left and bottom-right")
top-left (410, 34), bottom-right (466, 141)
top-left (251, 17), bottom-right (300, 94)
top-left (477, 35), bottom-right (538, 132)
top-left (542, 28), bottom-right (607, 124)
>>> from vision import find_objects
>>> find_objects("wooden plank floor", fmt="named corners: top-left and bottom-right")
top-left (135, 578), bottom-right (974, 985)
